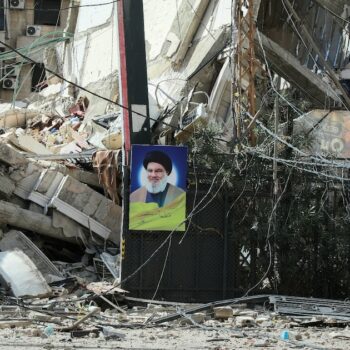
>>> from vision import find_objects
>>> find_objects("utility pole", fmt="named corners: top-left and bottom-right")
top-left (117, 0), bottom-right (151, 276)
top-left (117, 0), bottom-right (151, 160)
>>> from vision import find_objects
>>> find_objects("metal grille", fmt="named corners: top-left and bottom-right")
top-left (122, 162), bottom-right (350, 302)
top-left (121, 179), bottom-right (234, 302)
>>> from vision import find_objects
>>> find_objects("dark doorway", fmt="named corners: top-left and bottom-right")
top-left (32, 64), bottom-right (47, 92)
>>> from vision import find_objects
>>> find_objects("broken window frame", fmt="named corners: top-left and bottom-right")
top-left (34, 0), bottom-right (61, 26)
top-left (0, 0), bottom-right (5, 31)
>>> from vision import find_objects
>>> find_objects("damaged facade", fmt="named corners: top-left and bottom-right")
top-left (0, 0), bottom-right (123, 295)
top-left (0, 0), bottom-right (348, 347)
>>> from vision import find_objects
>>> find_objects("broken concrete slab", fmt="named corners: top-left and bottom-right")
top-left (235, 316), bottom-right (256, 327)
top-left (51, 175), bottom-right (122, 243)
top-left (0, 174), bottom-right (15, 198)
top-left (0, 109), bottom-right (38, 129)
top-left (101, 130), bottom-right (122, 150)
top-left (27, 170), bottom-right (65, 210)
top-left (255, 31), bottom-right (341, 107)
top-left (0, 230), bottom-right (63, 283)
top-left (164, 0), bottom-right (210, 67)
top-left (21, 171), bottom-right (121, 243)
top-left (13, 170), bottom-right (42, 200)
top-left (0, 200), bottom-right (78, 243)
top-left (11, 134), bottom-right (52, 155)
top-left (0, 249), bottom-right (52, 298)
top-left (208, 57), bottom-right (231, 122)
top-left (0, 142), bottom-right (29, 167)
top-left (0, 320), bottom-right (34, 329)
top-left (51, 210), bottom-right (88, 242)
top-left (11, 157), bottom-right (102, 201)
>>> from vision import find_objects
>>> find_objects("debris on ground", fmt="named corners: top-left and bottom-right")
top-left (0, 283), bottom-right (347, 349)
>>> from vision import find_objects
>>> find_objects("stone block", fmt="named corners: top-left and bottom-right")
top-left (235, 316), bottom-right (256, 327)
top-left (213, 306), bottom-right (233, 320)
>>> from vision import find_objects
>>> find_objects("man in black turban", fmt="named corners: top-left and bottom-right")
top-left (130, 150), bottom-right (184, 208)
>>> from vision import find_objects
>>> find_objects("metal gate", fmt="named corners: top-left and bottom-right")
top-left (121, 178), bottom-right (236, 302)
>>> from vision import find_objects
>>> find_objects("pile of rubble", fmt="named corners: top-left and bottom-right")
top-left (0, 96), bottom-right (122, 156)
top-left (0, 91), bottom-right (124, 316)
top-left (0, 280), bottom-right (348, 349)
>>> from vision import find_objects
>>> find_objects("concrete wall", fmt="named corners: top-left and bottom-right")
top-left (59, 0), bottom-right (119, 118)
top-left (1, 0), bottom-right (232, 127)
top-left (144, 0), bottom-right (231, 113)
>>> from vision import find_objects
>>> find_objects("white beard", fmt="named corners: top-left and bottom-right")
top-left (145, 175), bottom-right (168, 194)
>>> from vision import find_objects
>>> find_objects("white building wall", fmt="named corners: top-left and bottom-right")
top-left (66, 0), bottom-right (119, 89)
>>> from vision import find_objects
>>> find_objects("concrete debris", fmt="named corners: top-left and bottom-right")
top-left (213, 306), bottom-right (234, 320)
top-left (102, 326), bottom-right (126, 340)
top-left (85, 281), bottom-right (127, 296)
top-left (0, 0), bottom-right (347, 347)
top-left (0, 98), bottom-right (123, 306)
top-left (51, 175), bottom-right (121, 244)
top-left (0, 230), bottom-right (63, 283)
top-left (0, 139), bottom-right (122, 244)
top-left (329, 331), bottom-right (350, 339)
top-left (235, 316), bottom-right (256, 327)
top-left (0, 249), bottom-right (52, 298)
top-left (0, 109), bottom-right (38, 129)
top-left (0, 287), bottom-right (343, 348)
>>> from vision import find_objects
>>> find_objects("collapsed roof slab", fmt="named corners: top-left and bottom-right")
top-left (163, 0), bottom-right (210, 67)
top-left (255, 31), bottom-right (342, 108)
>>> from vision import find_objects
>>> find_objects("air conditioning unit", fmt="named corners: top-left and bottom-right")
top-left (9, 0), bottom-right (25, 9)
top-left (180, 103), bottom-right (208, 128)
top-left (175, 103), bottom-right (208, 141)
top-left (26, 25), bottom-right (41, 37)
top-left (3, 64), bottom-right (18, 77)
top-left (3, 77), bottom-right (17, 90)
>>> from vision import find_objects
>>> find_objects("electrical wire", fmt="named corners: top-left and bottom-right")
top-left (0, 0), bottom-right (119, 12)
top-left (0, 31), bottom-right (72, 62)
top-left (250, 113), bottom-right (350, 168)
top-left (280, 0), bottom-right (349, 111)
top-left (113, 164), bottom-right (226, 289)
top-left (35, 165), bottom-right (228, 308)
top-left (151, 235), bottom-right (172, 300)
top-left (0, 37), bottom-right (232, 145)
top-left (312, 0), bottom-right (350, 26)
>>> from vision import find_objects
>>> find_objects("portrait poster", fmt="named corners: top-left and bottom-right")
top-left (129, 145), bottom-right (188, 231)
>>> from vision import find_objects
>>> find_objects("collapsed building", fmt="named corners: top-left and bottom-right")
top-left (0, 0), bottom-right (347, 315)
